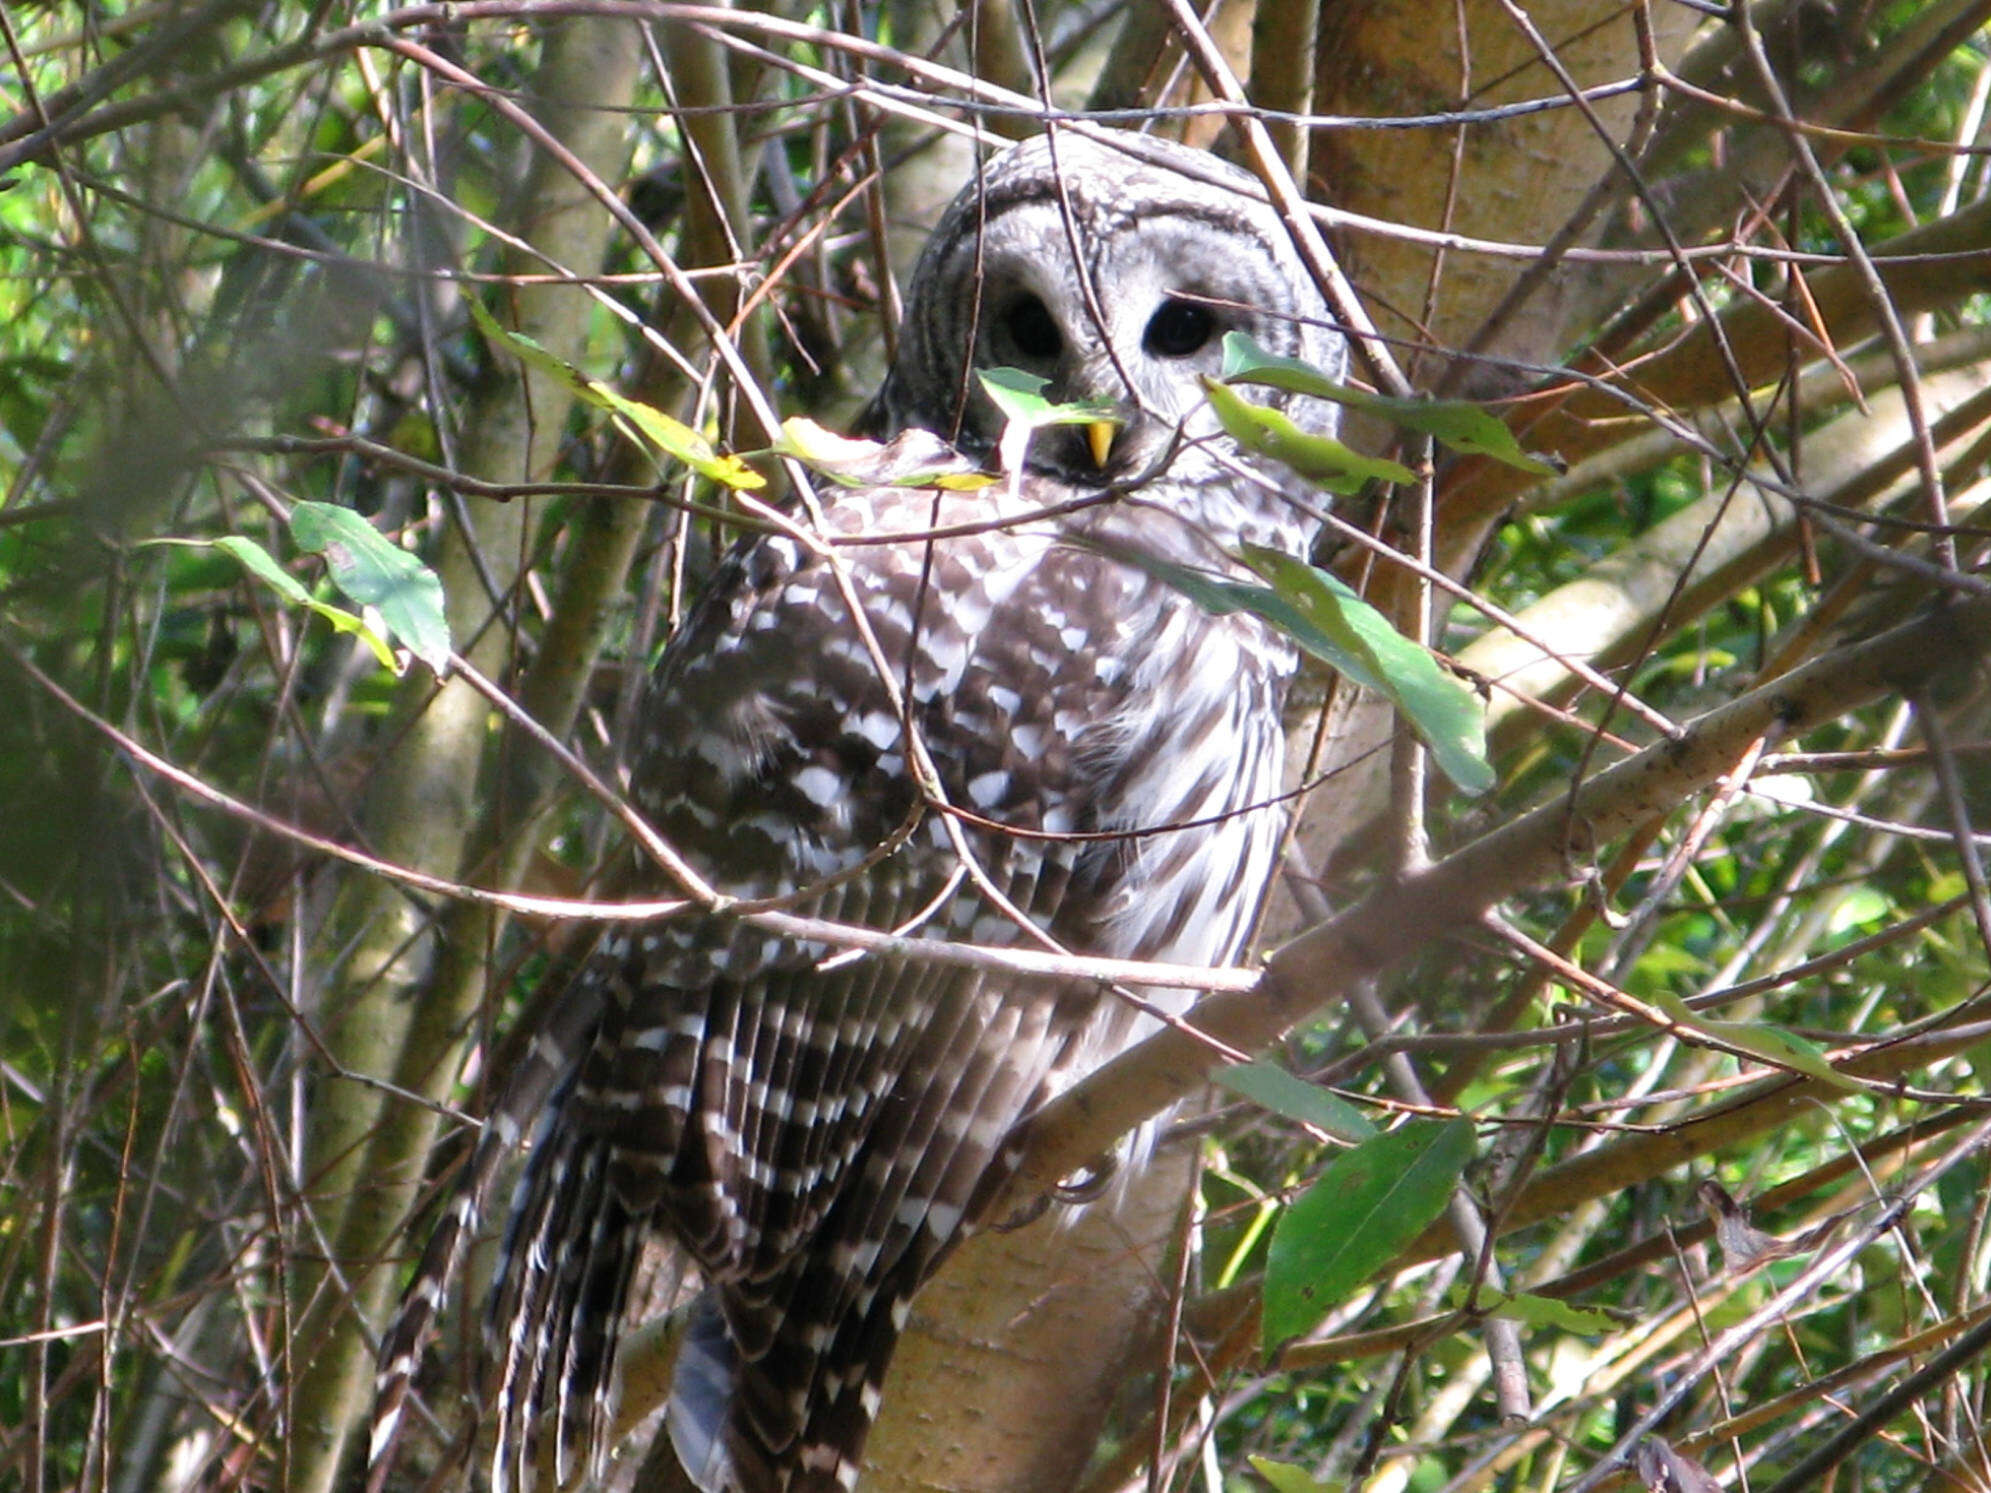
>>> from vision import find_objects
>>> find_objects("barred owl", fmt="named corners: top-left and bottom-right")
top-left (372, 128), bottom-right (1344, 1493)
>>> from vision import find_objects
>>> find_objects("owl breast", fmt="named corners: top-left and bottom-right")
top-left (375, 127), bottom-right (1354, 1493)
top-left (643, 486), bottom-right (1293, 910)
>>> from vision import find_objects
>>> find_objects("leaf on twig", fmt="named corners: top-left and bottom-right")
top-left (1263, 1117), bottom-right (1475, 1351)
top-left (202, 534), bottom-right (402, 672)
top-left (1649, 990), bottom-right (1860, 1092)
top-left (1071, 538), bottom-right (1493, 796)
top-left (1239, 546), bottom-right (1494, 796)
top-left (977, 367), bottom-right (1119, 429)
top-left (978, 367), bottom-right (1119, 479)
top-left (1220, 331), bottom-right (1560, 476)
top-left (1201, 377), bottom-right (1414, 493)
top-left (469, 298), bottom-right (764, 491)
top-left (1215, 1061), bottom-right (1375, 1143)
top-left (289, 502), bottom-right (451, 672)
top-left (146, 514), bottom-right (448, 676)
top-left (1470, 1288), bottom-right (1621, 1334)
top-left (775, 417), bottom-right (995, 490)
top-left (1247, 1456), bottom-right (1346, 1492)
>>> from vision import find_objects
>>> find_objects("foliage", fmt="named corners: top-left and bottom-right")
top-left (5, 3), bottom-right (1991, 1493)
top-left (1262, 1118), bottom-right (1475, 1350)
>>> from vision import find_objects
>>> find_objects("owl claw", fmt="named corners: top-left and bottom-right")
top-left (1050, 1153), bottom-right (1120, 1205)
top-left (992, 1193), bottom-right (1054, 1232)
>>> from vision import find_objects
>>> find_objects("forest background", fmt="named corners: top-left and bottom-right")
top-left (9, 1), bottom-right (1991, 1491)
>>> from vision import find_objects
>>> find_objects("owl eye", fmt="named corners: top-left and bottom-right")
top-left (1144, 299), bottom-right (1216, 358)
top-left (1002, 295), bottom-right (1063, 359)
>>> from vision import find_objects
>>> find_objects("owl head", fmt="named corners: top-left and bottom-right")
top-left (868, 129), bottom-right (1347, 555)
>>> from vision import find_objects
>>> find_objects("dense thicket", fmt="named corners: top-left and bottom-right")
top-left (7, 3), bottom-right (1991, 1491)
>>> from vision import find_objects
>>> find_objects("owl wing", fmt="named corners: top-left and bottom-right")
top-left (490, 478), bottom-right (1256, 1493)
top-left (369, 473), bottom-right (1295, 1493)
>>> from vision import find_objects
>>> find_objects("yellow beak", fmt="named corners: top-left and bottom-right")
top-left (1086, 420), bottom-right (1117, 469)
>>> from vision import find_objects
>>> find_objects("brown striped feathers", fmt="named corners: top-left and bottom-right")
top-left (371, 128), bottom-right (1345, 1493)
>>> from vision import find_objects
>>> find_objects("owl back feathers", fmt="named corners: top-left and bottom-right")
top-left (370, 127), bottom-right (1343, 1493)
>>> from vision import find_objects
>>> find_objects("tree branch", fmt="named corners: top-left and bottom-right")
top-left (1006, 592), bottom-right (1991, 1204)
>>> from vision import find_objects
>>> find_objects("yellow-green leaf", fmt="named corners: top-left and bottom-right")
top-left (1248, 1456), bottom-right (1346, 1493)
top-left (775, 417), bottom-right (997, 490)
top-left (1649, 990), bottom-right (1860, 1091)
top-left (469, 298), bottom-right (764, 490)
top-left (193, 535), bottom-right (401, 672)
top-left (1472, 1288), bottom-right (1622, 1334)
top-left (1221, 331), bottom-right (1560, 477)
top-left (1202, 377), bottom-right (1414, 493)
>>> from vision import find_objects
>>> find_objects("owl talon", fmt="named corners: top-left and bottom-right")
top-left (1051, 1154), bottom-right (1120, 1205)
top-left (992, 1193), bottom-right (1055, 1232)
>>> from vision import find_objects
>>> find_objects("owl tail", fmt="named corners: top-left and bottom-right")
top-left (664, 1299), bottom-right (737, 1489)
top-left (488, 1100), bottom-right (638, 1493)
top-left (367, 1167), bottom-right (484, 1493)
top-left (368, 989), bottom-right (606, 1493)
top-left (665, 1248), bottom-right (933, 1493)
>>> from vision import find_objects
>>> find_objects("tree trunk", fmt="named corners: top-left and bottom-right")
top-left (285, 21), bottom-right (644, 1493)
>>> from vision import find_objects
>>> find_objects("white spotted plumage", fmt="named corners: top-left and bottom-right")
top-left (367, 128), bottom-right (1345, 1493)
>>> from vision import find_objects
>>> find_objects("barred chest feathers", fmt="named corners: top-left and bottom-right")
top-left (638, 479), bottom-right (1298, 982)
top-left (364, 128), bottom-right (1352, 1493)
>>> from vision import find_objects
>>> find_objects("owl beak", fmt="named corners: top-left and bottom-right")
top-left (1086, 420), bottom-right (1117, 470)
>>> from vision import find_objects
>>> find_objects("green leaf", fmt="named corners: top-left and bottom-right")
top-left (1068, 538), bottom-right (1386, 694)
top-left (469, 298), bottom-right (764, 491)
top-left (1239, 547), bottom-right (1493, 796)
top-left (1648, 990), bottom-right (1860, 1092)
top-left (774, 417), bottom-right (997, 491)
top-left (1214, 1061), bottom-right (1375, 1143)
top-left (1068, 537), bottom-right (1492, 796)
top-left (199, 535), bottom-right (400, 671)
top-left (1473, 1289), bottom-right (1621, 1335)
top-left (288, 503), bottom-right (451, 672)
top-left (976, 367), bottom-right (1118, 428)
top-left (978, 367), bottom-right (1121, 477)
top-left (1220, 331), bottom-right (1560, 476)
top-left (1202, 378), bottom-right (1414, 493)
top-left (1824, 884), bottom-right (1891, 937)
top-left (1263, 1117), bottom-right (1475, 1351)
top-left (1248, 1456), bottom-right (1346, 1493)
